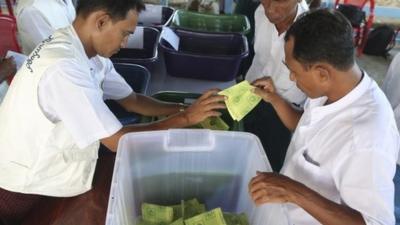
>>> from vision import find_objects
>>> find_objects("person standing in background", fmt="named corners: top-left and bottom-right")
top-left (244, 0), bottom-right (308, 171)
top-left (233, 0), bottom-right (259, 79)
top-left (15, 0), bottom-right (76, 55)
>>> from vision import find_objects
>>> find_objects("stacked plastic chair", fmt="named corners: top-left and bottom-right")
top-left (335, 0), bottom-right (375, 56)
top-left (0, 0), bottom-right (15, 17)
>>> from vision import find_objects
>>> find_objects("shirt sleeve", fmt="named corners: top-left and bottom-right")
top-left (382, 53), bottom-right (400, 110)
top-left (17, 7), bottom-right (55, 54)
top-left (101, 60), bottom-right (133, 100)
top-left (38, 60), bottom-right (123, 149)
top-left (332, 149), bottom-right (396, 225)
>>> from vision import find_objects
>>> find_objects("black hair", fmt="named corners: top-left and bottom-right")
top-left (284, 9), bottom-right (355, 71)
top-left (76, 0), bottom-right (145, 21)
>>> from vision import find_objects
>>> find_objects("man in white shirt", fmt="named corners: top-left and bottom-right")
top-left (0, 0), bottom-right (225, 223)
top-left (382, 53), bottom-right (400, 164)
top-left (15, 0), bottom-right (76, 55)
top-left (244, 0), bottom-right (308, 172)
top-left (382, 53), bottom-right (400, 133)
top-left (249, 9), bottom-right (399, 225)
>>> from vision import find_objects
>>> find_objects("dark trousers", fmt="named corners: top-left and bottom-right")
top-left (244, 101), bottom-right (292, 172)
top-left (0, 187), bottom-right (43, 225)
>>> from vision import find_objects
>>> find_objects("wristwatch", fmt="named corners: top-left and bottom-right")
top-left (178, 103), bottom-right (186, 112)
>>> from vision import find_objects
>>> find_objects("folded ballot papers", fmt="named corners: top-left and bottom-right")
top-left (199, 117), bottom-right (229, 131)
top-left (219, 81), bottom-right (262, 121)
top-left (138, 198), bottom-right (249, 225)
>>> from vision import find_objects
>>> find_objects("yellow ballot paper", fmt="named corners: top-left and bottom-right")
top-left (184, 208), bottom-right (227, 225)
top-left (219, 81), bottom-right (262, 121)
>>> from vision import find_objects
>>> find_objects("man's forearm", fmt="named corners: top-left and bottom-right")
top-left (101, 113), bottom-right (188, 151)
top-left (292, 182), bottom-right (365, 225)
top-left (119, 94), bottom-right (181, 116)
top-left (269, 95), bottom-right (302, 131)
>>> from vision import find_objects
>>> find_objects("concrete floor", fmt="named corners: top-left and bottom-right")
top-left (356, 45), bottom-right (400, 86)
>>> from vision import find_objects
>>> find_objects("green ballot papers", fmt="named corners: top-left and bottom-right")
top-left (199, 117), bottom-right (229, 131)
top-left (142, 203), bottom-right (174, 224)
top-left (223, 212), bottom-right (250, 225)
top-left (184, 208), bottom-right (226, 225)
top-left (138, 199), bottom-right (249, 225)
top-left (219, 81), bottom-right (261, 121)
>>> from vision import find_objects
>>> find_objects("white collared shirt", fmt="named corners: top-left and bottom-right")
top-left (0, 25), bottom-right (132, 196)
top-left (35, 26), bottom-right (133, 148)
top-left (246, 1), bottom-right (308, 105)
top-left (280, 73), bottom-right (399, 225)
top-left (382, 53), bottom-right (400, 133)
top-left (16, 0), bottom-right (76, 55)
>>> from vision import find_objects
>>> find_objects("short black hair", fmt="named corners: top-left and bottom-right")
top-left (76, 0), bottom-right (145, 21)
top-left (284, 9), bottom-right (355, 71)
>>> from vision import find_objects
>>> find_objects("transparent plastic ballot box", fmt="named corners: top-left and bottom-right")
top-left (105, 129), bottom-right (290, 225)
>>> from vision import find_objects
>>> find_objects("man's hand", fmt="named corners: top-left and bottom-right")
top-left (248, 171), bottom-right (366, 225)
top-left (251, 76), bottom-right (279, 104)
top-left (183, 89), bottom-right (226, 125)
top-left (248, 171), bottom-right (302, 205)
top-left (0, 57), bottom-right (17, 83)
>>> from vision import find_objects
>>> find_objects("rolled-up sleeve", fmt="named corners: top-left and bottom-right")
top-left (39, 60), bottom-right (122, 149)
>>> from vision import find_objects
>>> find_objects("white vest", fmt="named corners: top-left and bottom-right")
top-left (0, 27), bottom-right (99, 197)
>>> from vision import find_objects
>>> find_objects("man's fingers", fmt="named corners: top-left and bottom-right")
top-left (200, 95), bottom-right (226, 105)
top-left (252, 191), bottom-right (270, 204)
top-left (199, 89), bottom-right (221, 101)
top-left (252, 87), bottom-right (269, 98)
top-left (252, 76), bottom-right (272, 85)
top-left (252, 80), bottom-right (269, 88)
top-left (204, 111), bottom-right (222, 118)
top-left (203, 102), bottom-right (226, 111)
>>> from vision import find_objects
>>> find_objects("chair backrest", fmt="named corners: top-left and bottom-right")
top-left (0, 14), bottom-right (20, 57)
top-left (335, 0), bottom-right (375, 13)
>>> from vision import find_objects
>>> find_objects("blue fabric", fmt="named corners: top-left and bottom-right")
top-left (394, 165), bottom-right (400, 224)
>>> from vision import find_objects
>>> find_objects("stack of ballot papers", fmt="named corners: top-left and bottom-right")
top-left (198, 117), bottom-right (229, 131)
top-left (138, 199), bottom-right (249, 225)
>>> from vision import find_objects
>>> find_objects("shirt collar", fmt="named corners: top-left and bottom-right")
top-left (66, 25), bottom-right (92, 66)
top-left (307, 71), bottom-right (372, 123)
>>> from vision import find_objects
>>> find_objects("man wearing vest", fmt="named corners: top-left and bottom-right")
top-left (249, 9), bottom-right (399, 224)
top-left (0, 0), bottom-right (225, 223)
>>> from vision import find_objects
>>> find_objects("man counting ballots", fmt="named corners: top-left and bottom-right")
top-left (249, 9), bottom-right (399, 225)
top-left (0, 0), bottom-right (225, 222)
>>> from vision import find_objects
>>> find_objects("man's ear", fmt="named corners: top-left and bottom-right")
top-left (313, 64), bottom-right (331, 85)
top-left (94, 11), bottom-right (111, 31)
